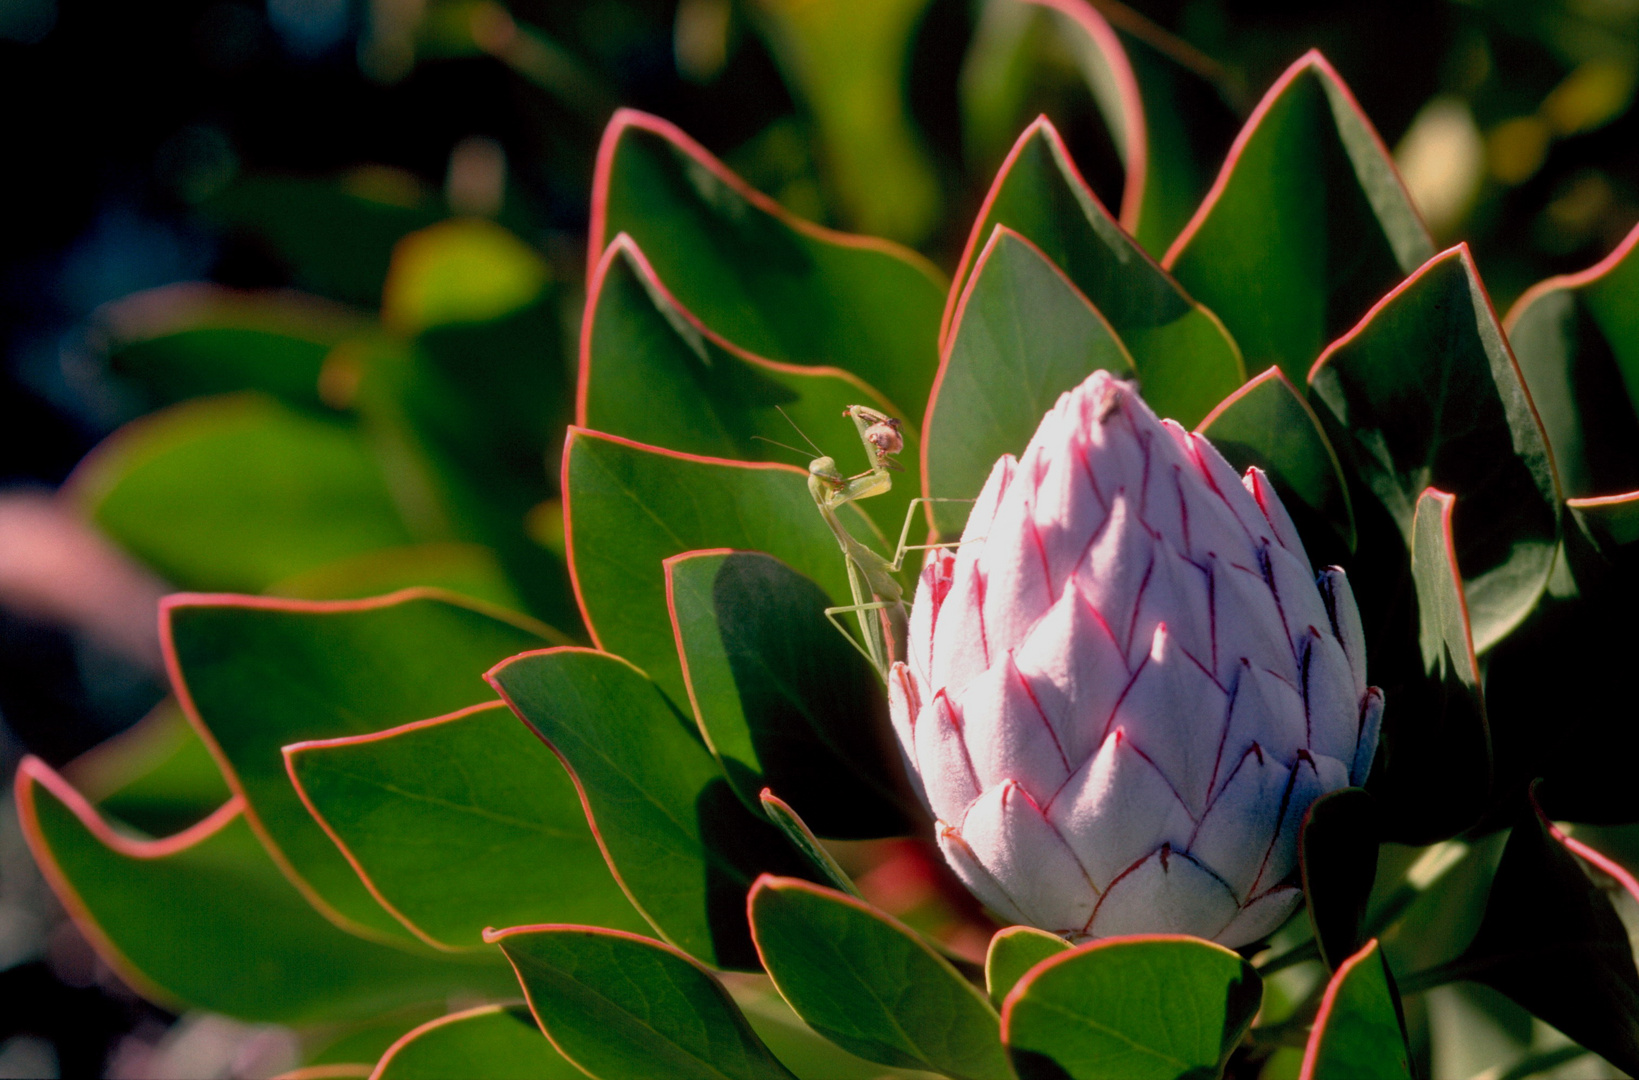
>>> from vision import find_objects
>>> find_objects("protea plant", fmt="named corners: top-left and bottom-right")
top-left (15, 11), bottom-right (1639, 1080)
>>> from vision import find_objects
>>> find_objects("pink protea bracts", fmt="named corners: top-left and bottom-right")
top-left (889, 371), bottom-right (1382, 947)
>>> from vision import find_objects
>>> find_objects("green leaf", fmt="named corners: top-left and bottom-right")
top-left (1567, 491), bottom-right (1639, 558)
top-left (591, 110), bottom-right (946, 417)
top-left (284, 700), bottom-right (647, 950)
top-left (268, 542), bottom-right (527, 613)
top-left (487, 648), bottom-right (815, 970)
top-left (373, 1004), bottom-right (582, 1080)
top-left (1369, 488), bottom-right (1490, 843)
top-left (984, 926), bottom-right (1071, 1008)
top-left (1299, 788), bottom-right (1380, 971)
top-left (1196, 365), bottom-right (1356, 559)
top-left (1000, 934), bottom-right (1261, 1080)
top-left (67, 701), bottom-right (232, 839)
top-left (205, 172), bottom-right (444, 306)
top-left (381, 218), bottom-right (549, 335)
top-left (579, 237), bottom-right (919, 538)
top-left (163, 590), bottom-right (554, 943)
top-left (562, 427), bottom-right (865, 709)
top-left (1164, 51), bottom-right (1435, 383)
top-left (925, 226), bottom-right (1134, 536)
top-left (757, 791), bottom-right (862, 898)
top-left (666, 549), bottom-right (907, 838)
top-left (944, 118), bottom-right (1240, 430)
top-left (14, 758), bottom-right (510, 1025)
top-left (488, 924), bottom-right (798, 1080)
top-left (69, 393), bottom-right (415, 593)
top-left (748, 875), bottom-right (1011, 1079)
top-left (1298, 939), bottom-right (1412, 1080)
top-left (1452, 789), bottom-right (1639, 1074)
top-left (97, 283), bottom-right (364, 409)
top-left (1504, 224), bottom-right (1639, 500)
top-left (734, 982), bottom-right (945, 1079)
top-left (748, 0), bottom-right (941, 245)
top-left (1308, 246), bottom-right (1560, 653)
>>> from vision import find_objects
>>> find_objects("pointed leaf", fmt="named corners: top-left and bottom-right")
top-left (285, 701), bottom-right (647, 951)
top-left (1301, 787), bottom-right (1380, 971)
top-left (372, 1004), bottom-right (582, 1080)
top-left (269, 541), bottom-right (525, 612)
top-left (666, 547), bottom-right (909, 839)
top-left (1455, 788), bottom-right (1639, 1074)
top-left (733, 982), bottom-right (941, 1079)
top-left (1504, 222), bottom-right (1639, 499)
top-left (1000, 934), bottom-right (1261, 1080)
top-left (1165, 51), bottom-right (1434, 382)
top-left (579, 237), bottom-right (919, 537)
top-left (487, 648), bottom-right (815, 970)
top-left (925, 226), bottom-right (1134, 536)
top-left (748, 876), bottom-right (1011, 1080)
top-left (1298, 940), bottom-right (1413, 1080)
top-left (943, 118), bottom-right (1240, 429)
top-left (163, 590), bottom-right (554, 943)
top-left (1196, 365), bottom-right (1355, 558)
top-left (591, 110), bottom-right (945, 416)
top-left (68, 394), bottom-right (415, 593)
top-left (756, 791), bottom-right (862, 899)
top-left (13, 758), bottom-right (510, 1025)
top-left (1567, 490), bottom-right (1639, 558)
top-left (488, 925), bottom-right (798, 1080)
top-left (985, 927), bottom-right (1070, 1008)
top-left (1309, 246), bottom-right (1560, 652)
top-left (563, 428), bottom-right (866, 709)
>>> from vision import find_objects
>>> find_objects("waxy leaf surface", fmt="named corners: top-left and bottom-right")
top-left (579, 238), bottom-right (917, 537)
top-left (372, 1005), bottom-right (581, 1080)
top-left (748, 876), bottom-right (1011, 1080)
top-left (563, 428), bottom-right (865, 709)
top-left (71, 393), bottom-right (413, 593)
top-left (925, 226), bottom-right (1134, 536)
top-left (1505, 223), bottom-right (1639, 500)
top-left (984, 926), bottom-right (1070, 1008)
top-left (488, 649), bottom-right (814, 970)
top-left (944, 118), bottom-right (1239, 429)
top-left (490, 925), bottom-right (798, 1080)
top-left (1309, 246), bottom-right (1559, 653)
top-left (1299, 939), bottom-right (1412, 1080)
top-left (1001, 935), bottom-right (1261, 1080)
top-left (164, 590), bottom-right (553, 942)
top-left (1165, 51), bottom-right (1434, 383)
top-left (14, 759), bottom-right (509, 1025)
top-left (668, 549), bottom-right (907, 838)
top-left (286, 700), bottom-right (646, 951)
top-left (1196, 365), bottom-right (1355, 559)
top-left (756, 791), bottom-right (862, 898)
top-left (592, 110), bottom-right (945, 416)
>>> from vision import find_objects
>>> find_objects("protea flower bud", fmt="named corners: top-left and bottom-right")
top-left (889, 371), bottom-right (1382, 947)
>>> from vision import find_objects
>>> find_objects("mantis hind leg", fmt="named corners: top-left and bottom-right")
top-left (825, 601), bottom-right (895, 672)
top-left (889, 497), bottom-right (980, 572)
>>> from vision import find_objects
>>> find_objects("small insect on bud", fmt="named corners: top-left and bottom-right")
top-left (846, 406), bottom-right (905, 468)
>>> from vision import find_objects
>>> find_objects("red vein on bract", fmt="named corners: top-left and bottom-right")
top-left (12, 755), bottom-right (240, 1011)
top-left (921, 224), bottom-right (1135, 529)
top-left (157, 588), bottom-right (559, 947)
top-left (1162, 50), bottom-right (1431, 271)
top-left (480, 921), bottom-right (748, 1079)
top-left (483, 647), bottom-right (674, 956)
top-left (587, 109), bottom-right (946, 288)
top-left (560, 428), bottom-right (815, 651)
top-left (1022, 0), bottom-right (1148, 233)
top-left (1297, 939), bottom-right (1383, 1080)
top-left (1503, 219), bottom-right (1639, 333)
top-left (1309, 244), bottom-right (1562, 504)
top-left (282, 700), bottom-right (515, 954)
top-left (998, 932), bottom-right (1243, 1042)
top-left (578, 236), bottom-right (912, 430)
top-left (662, 549), bottom-right (739, 762)
top-left (366, 1002), bottom-right (521, 1080)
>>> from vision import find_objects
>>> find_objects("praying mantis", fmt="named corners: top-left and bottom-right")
top-left (792, 405), bottom-right (968, 681)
